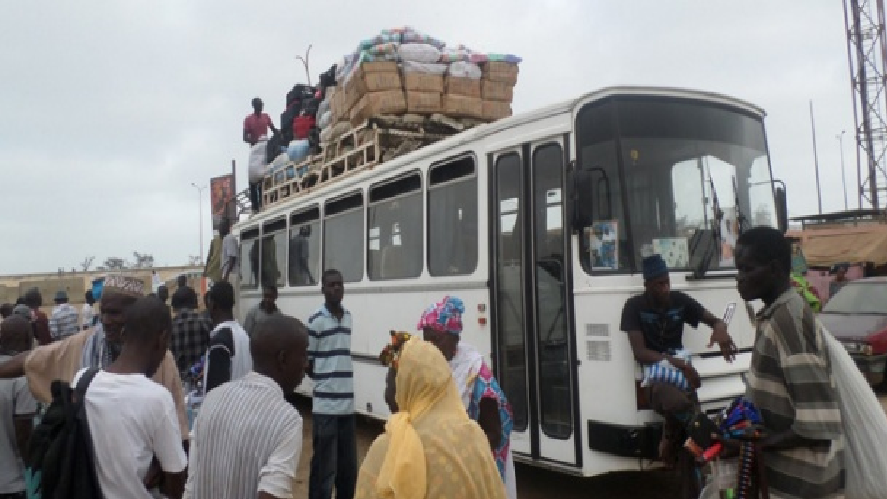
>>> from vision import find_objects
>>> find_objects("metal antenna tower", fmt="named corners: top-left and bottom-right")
top-left (844, 0), bottom-right (887, 209)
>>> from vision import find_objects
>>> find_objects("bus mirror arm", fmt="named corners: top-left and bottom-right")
top-left (774, 180), bottom-right (788, 233)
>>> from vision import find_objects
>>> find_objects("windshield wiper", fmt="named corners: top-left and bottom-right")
top-left (733, 175), bottom-right (747, 235)
top-left (693, 174), bottom-right (723, 279)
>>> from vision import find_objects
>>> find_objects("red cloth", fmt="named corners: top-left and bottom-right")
top-left (243, 113), bottom-right (273, 143)
top-left (293, 115), bottom-right (316, 140)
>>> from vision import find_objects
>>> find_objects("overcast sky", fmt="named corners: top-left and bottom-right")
top-left (0, 1), bottom-right (858, 274)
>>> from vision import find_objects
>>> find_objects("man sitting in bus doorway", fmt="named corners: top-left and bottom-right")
top-left (619, 254), bottom-right (738, 464)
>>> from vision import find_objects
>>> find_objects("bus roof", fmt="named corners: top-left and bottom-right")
top-left (236, 86), bottom-right (765, 231)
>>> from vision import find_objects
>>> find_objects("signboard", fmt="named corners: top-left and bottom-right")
top-left (210, 174), bottom-right (236, 229)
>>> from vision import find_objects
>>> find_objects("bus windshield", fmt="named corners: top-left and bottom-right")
top-left (576, 96), bottom-right (777, 274)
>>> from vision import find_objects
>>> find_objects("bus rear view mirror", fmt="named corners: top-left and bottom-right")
top-left (774, 181), bottom-right (788, 233)
top-left (572, 168), bottom-right (596, 229)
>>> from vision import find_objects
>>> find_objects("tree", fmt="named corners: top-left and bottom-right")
top-left (80, 256), bottom-right (95, 272)
top-left (132, 252), bottom-right (154, 269)
top-left (102, 257), bottom-right (127, 270)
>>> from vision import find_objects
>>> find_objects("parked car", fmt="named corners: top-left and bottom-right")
top-left (818, 277), bottom-right (887, 389)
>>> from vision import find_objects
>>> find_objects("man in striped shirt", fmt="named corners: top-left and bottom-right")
top-left (307, 269), bottom-right (356, 499)
top-left (184, 314), bottom-right (308, 499)
top-left (736, 227), bottom-right (844, 499)
top-left (49, 290), bottom-right (79, 340)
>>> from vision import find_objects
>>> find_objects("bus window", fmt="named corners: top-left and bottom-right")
top-left (289, 206), bottom-right (321, 287)
top-left (324, 191), bottom-right (364, 283)
top-left (260, 217), bottom-right (287, 288)
top-left (428, 156), bottom-right (478, 276)
top-left (575, 100), bottom-right (630, 273)
top-left (240, 227), bottom-right (260, 289)
top-left (368, 172), bottom-right (423, 280)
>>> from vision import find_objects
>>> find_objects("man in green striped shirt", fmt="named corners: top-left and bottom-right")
top-left (735, 227), bottom-right (844, 499)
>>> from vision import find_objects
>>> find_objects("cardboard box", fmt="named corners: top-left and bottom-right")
top-left (330, 87), bottom-right (346, 121)
top-left (443, 94), bottom-right (483, 119)
top-left (483, 100), bottom-right (513, 121)
top-left (361, 61), bottom-right (399, 74)
top-left (446, 77), bottom-right (482, 98)
top-left (482, 62), bottom-right (519, 85)
top-left (404, 73), bottom-right (444, 93)
top-left (350, 90), bottom-right (407, 126)
top-left (347, 65), bottom-right (403, 98)
top-left (481, 79), bottom-right (514, 102)
top-left (406, 91), bottom-right (442, 114)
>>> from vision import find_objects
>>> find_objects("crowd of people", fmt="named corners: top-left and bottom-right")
top-left (0, 225), bottom-right (853, 499)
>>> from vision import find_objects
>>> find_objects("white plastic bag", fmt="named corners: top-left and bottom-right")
top-left (699, 459), bottom-right (739, 499)
top-left (397, 43), bottom-right (441, 64)
top-left (823, 327), bottom-right (887, 499)
top-left (317, 110), bottom-right (332, 130)
top-left (401, 61), bottom-right (448, 74)
top-left (448, 61), bottom-right (482, 79)
top-left (247, 137), bottom-right (269, 183)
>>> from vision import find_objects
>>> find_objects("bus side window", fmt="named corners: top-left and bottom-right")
top-left (368, 172), bottom-right (423, 281)
top-left (260, 217), bottom-right (287, 288)
top-left (428, 156), bottom-right (478, 276)
top-left (324, 192), bottom-right (365, 283)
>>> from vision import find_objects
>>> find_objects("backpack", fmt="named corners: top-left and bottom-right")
top-left (27, 368), bottom-right (103, 499)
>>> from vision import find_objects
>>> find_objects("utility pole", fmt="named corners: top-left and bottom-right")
top-left (191, 183), bottom-right (207, 263)
top-left (810, 100), bottom-right (823, 214)
top-left (838, 131), bottom-right (850, 210)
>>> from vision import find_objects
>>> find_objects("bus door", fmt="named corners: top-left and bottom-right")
top-left (490, 136), bottom-right (579, 466)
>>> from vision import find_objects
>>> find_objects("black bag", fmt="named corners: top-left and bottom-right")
top-left (265, 133), bottom-right (287, 164)
top-left (280, 102), bottom-right (302, 143)
top-left (285, 84), bottom-right (313, 108)
top-left (27, 368), bottom-right (103, 499)
top-left (301, 97), bottom-right (320, 118)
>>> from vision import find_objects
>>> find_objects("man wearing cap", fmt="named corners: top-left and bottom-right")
top-left (619, 254), bottom-right (738, 463)
top-left (49, 290), bottom-right (79, 341)
top-left (0, 275), bottom-right (189, 446)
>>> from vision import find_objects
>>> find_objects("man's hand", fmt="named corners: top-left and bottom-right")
top-left (708, 321), bottom-right (737, 362)
top-left (669, 358), bottom-right (702, 389)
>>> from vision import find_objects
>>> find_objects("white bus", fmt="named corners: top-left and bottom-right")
top-left (233, 86), bottom-right (786, 477)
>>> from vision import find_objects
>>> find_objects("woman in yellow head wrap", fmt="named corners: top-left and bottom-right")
top-left (356, 335), bottom-right (506, 499)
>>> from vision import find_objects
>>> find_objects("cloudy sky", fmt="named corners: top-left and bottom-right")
top-left (0, 1), bottom-right (858, 274)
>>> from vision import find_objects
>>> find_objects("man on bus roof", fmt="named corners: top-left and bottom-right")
top-left (619, 254), bottom-right (738, 464)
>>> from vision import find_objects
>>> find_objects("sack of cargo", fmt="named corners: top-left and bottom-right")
top-left (248, 137), bottom-right (269, 183)
top-left (401, 61), bottom-right (448, 74)
top-left (318, 96), bottom-right (331, 120)
top-left (287, 139), bottom-right (311, 163)
top-left (398, 43), bottom-right (441, 64)
top-left (448, 61), bottom-right (482, 79)
top-left (486, 53), bottom-right (523, 64)
top-left (440, 47), bottom-right (470, 63)
top-left (359, 30), bottom-right (405, 50)
top-left (366, 42), bottom-right (400, 58)
top-left (401, 27), bottom-right (445, 49)
top-left (317, 110), bottom-right (333, 130)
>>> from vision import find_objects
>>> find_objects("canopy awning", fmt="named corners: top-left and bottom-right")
top-left (789, 225), bottom-right (887, 267)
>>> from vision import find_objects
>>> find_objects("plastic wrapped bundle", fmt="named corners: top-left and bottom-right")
top-left (401, 27), bottom-right (445, 49)
top-left (439, 46), bottom-right (471, 63)
top-left (486, 53), bottom-right (523, 64)
top-left (448, 61), bottom-right (482, 79)
top-left (402, 61), bottom-right (448, 74)
top-left (287, 139), bottom-right (311, 163)
top-left (398, 43), bottom-right (442, 64)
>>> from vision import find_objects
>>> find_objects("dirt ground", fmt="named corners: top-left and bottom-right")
top-left (291, 395), bottom-right (887, 499)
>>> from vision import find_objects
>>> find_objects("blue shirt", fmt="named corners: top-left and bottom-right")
top-left (307, 305), bottom-right (354, 415)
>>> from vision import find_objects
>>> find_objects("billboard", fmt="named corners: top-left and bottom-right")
top-left (210, 173), bottom-right (236, 230)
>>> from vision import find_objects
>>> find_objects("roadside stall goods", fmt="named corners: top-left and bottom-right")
top-left (261, 27), bottom-right (521, 208)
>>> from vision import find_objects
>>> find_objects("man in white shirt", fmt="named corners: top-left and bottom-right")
top-left (49, 290), bottom-right (79, 341)
top-left (203, 281), bottom-right (252, 395)
top-left (218, 219), bottom-right (241, 320)
top-left (185, 314), bottom-right (308, 499)
top-left (75, 296), bottom-right (188, 499)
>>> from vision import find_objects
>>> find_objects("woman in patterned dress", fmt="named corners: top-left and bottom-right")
top-left (355, 337), bottom-right (505, 499)
top-left (419, 296), bottom-right (517, 499)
